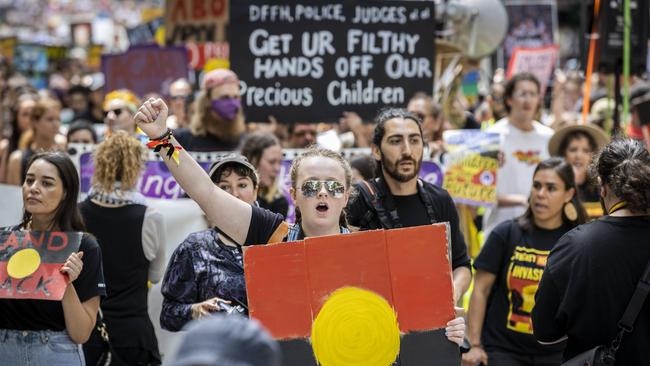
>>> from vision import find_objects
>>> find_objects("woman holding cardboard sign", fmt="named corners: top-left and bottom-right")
top-left (0, 151), bottom-right (106, 365)
top-left (134, 98), bottom-right (466, 348)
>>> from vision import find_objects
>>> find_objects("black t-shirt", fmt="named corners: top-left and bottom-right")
top-left (258, 195), bottom-right (289, 219)
top-left (245, 206), bottom-right (286, 245)
top-left (474, 219), bottom-right (568, 355)
top-left (173, 128), bottom-right (242, 152)
top-left (532, 216), bottom-right (650, 365)
top-left (393, 194), bottom-right (429, 227)
top-left (0, 229), bottom-right (106, 330)
top-left (346, 180), bottom-right (471, 270)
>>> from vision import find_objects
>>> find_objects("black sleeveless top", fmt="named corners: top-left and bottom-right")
top-left (79, 199), bottom-right (159, 356)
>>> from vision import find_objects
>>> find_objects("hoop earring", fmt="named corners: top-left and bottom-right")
top-left (563, 202), bottom-right (578, 221)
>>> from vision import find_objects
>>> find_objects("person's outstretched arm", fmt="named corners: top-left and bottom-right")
top-left (134, 98), bottom-right (252, 244)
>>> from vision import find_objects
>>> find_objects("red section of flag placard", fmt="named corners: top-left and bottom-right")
top-left (386, 224), bottom-right (455, 332)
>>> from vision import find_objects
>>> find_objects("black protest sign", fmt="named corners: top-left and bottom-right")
top-left (0, 231), bottom-right (82, 301)
top-left (230, 1), bottom-right (435, 123)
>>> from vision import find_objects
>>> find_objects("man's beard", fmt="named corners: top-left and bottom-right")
top-left (382, 154), bottom-right (421, 183)
top-left (204, 109), bottom-right (245, 143)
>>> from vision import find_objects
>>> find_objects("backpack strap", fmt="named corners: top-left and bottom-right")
top-left (357, 179), bottom-right (395, 229)
top-left (417, 179), bottom-right (439, 225)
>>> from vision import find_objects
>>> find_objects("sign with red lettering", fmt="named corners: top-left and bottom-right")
top-left (102, 45), bottom-right (189, 97)
top-left (506, 45), bottom-right (559, 97)
top-left (165, 0), bottom-right (229, 45)
top-left (0, 231), bottom-right (82, 301)
top-left (186, 41), bottom-right (229, 70)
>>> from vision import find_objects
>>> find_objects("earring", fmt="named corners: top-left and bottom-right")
top-left (564, 202), bottom-right (578, 221)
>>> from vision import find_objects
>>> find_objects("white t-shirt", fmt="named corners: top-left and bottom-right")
top-left (483, 118), bottom-right (554, 236)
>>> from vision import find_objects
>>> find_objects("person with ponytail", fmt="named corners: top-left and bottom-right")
top-left (464, 158), bottom-right (587, 366)
top-left (533, 139), bottom-right (650, 365)
top-left (133, 98), bottom-right (466, 347)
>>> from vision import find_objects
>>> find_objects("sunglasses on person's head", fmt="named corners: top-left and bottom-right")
top-left (300, 180), bottom-right (345, 198)
top-left (104, 108), bottom-right (125, 118)
top-left (170, 95), bottom-right (187, 100)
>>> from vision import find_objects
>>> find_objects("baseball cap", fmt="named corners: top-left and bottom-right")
top-left (208, 153), bottom-right (258, 184)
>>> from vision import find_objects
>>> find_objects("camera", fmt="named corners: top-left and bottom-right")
top-left (217, 300), bottom-right (246, 316)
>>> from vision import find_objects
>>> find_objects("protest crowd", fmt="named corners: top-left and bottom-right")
top-left (0, 0), bottom-right (649, 365)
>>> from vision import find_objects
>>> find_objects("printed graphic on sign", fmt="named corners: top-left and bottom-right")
top-left (506, 246), bottom-right (549, 334)
top-left (229, 0), bottom-right (435, 122)
top-left (0, 231), bottom-right (82, 301)
top-left (443, 130), bottom-right (499, 206)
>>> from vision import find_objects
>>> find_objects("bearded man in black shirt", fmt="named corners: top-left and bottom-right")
top-left (346, 108), bottom-right (471, 302)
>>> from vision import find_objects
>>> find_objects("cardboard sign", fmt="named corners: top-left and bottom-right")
top-left (165, 0), bottom-right (229, 45)
top-left (443, 130), bottom-right (499, 206)
top-left (0, 231), bottom-right (82, 301)
top-left (186, 41), bottom-right (229, 70)
top-left (102, 45), bottom-right (189, 97)
top-left (500, 0), bottom-right (558, 69)
top-left (244, 225), bottom-right (458, 365)
top-left (230, 0), bottom-right (435, 122)
top-left (506, 45), bottom-right (559, 96)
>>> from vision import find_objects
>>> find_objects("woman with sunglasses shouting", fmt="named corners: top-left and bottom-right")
top-left (134, 98), bottom-right (466, 346)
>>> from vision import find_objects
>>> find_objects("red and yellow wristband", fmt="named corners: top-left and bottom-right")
top-left (146, 129), bottom-right (183, 166)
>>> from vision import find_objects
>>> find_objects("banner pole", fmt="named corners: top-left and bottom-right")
top-left (621, 0), bottom-right (631, 134)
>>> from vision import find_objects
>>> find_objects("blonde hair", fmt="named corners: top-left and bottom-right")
top-left (92, 131), bottom-right (145, 192)
top-left (289, 146), bottom-right (353, 228)
top-left (103, 89), bottom-right (141, 113)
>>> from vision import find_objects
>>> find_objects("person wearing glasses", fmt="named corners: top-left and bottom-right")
top-left (483, 73), bottom-right (554, 237)
top-left (102, 89), bottom-right (141, 138)
top-left (134, 98), bottom-right (466, 346)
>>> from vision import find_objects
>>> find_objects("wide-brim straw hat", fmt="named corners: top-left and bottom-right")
top-left (548, 123), bottom-right (609, 157)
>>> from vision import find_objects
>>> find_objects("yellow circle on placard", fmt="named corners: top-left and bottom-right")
top-left (311, 287), bottom-right (400, 366)
top-left (7, 248), bottom-right (41, 279)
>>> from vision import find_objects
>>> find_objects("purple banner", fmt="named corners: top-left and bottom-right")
top-left (102, 45), bottom-right (188, 97)
top-left (80, 152), bottom-right (443, 222)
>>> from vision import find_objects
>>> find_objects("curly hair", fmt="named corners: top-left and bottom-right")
top-left (290, 145), bottom-right (353, 228)
top-left (92, 131), bottom-right (145, 192)
top-left (592, 138), bottom-right (650, 213)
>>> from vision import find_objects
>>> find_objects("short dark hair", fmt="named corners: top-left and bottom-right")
top-left (210, 162), bottom-right (258, 189)
top-left (517, 157), bottom-right (588, 230)
top-left (240, 132), bottom-right (280, 167)
top-left (372, 108), bottom-right (423, 147)
top-left (371, 108), bottom-right (424, 177)
top-left (67, 119), bottom-right (98, 143)
top-left (504, 73), bottom-right (541, 114)
top-left (22, 152), bottom-right (85, 231)
top-left (593, 138), bottom-right (650, 213)
top-left (559, 130), bottom-right (597, 156)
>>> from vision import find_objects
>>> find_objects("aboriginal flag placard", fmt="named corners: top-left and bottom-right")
top-left (0, 231), bottom-right (82, 301)
top-left (244, 224), bottom-right (459, 366)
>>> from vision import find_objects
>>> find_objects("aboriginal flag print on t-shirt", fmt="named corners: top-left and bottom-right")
top-left (506, 246), bottom-right (549, 334)
top-left (0, 231), bottom-right (82, 301)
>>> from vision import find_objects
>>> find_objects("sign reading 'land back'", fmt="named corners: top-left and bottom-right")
top-left (230, 1), bottom-right (435, 123)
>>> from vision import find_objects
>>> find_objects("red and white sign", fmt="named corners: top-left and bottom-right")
top-left (507, 45), bottom-right (560, 96)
